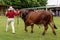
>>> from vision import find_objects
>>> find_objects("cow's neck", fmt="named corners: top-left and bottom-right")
top-left (21, 9), bottom-right (34, 22)
top-left (21, 12), bottom-right (29, 22)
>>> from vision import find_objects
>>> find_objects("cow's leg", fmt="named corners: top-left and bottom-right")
top-left (42, 24), bottom-right (48, 35)
top-left (49, 22), bottom-right (56, 35)
top-left (31, 24), bottom-right (34, 33)
top-left (25, 25), bottom-right (28, 32)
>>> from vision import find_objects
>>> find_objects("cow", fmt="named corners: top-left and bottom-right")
top-left (18, 9), bottom-right (57, 35)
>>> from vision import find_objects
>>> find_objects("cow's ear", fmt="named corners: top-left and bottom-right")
top-left (18, 10), bottom-right (20, 13)
top-left (18, 10), bottom-right (22, 17)
top-left (19, 10), bottom-right (22, 14)
top-left (18, 10), bottom-right (21, 15)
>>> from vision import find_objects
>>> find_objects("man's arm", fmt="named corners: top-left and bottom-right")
top-left (5, 11), bottom-right (8, 17)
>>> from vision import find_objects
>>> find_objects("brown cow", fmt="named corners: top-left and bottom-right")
top-left (19, 9), bottom-right (57, 35)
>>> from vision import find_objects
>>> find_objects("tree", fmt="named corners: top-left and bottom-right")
top-left (0, 0), bottom-right (6, 5)
top-left (3, 0), bottom-right (47, 8)
top-left (37, 0), bottom-right (47, 6)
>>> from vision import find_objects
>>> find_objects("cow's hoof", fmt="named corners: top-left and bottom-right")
top-left (31, 31), bottom-right (33, 33)
top-left (25, 29), bottom-right (28, 32)
top-left (42, 32), bottom-right (45, 35)
top-left (53, 32), bottom-right (56, 35)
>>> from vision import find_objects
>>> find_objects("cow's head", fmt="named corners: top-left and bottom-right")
top-left (19, 9), bottom-right (34, 18)
top-left (18, 9), bottom-right (25, 17)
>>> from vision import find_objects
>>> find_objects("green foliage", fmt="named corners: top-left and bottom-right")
top-left (3, 0), bottom-right (21, 5)
top-left (37, 0), bottom-right (47, 6)
top-left (3, 0), bottom-right (47, 8)
top-left (0, 0), bottom-right (6, 5)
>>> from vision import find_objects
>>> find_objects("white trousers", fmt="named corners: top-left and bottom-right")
top-left (6, 18), bottom-right (15, 33)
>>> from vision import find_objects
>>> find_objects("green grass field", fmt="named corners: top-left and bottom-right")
top-left (0, 16), bottom-right (60, 40)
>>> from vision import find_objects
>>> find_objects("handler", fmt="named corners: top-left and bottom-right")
top-left (5, 6), bottom-right (18, 34)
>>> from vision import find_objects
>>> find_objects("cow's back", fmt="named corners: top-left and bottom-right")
top-left (25, 10), bottom-right (53, 25)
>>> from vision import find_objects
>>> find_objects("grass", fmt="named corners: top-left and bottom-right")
top-left (0, 16), bottom-right (60, 40)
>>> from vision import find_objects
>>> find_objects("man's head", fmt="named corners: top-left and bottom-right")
top-left (8, 6), bottom-right (14, 10)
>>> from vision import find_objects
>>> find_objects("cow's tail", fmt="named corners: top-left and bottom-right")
top-left (49, 10), bottom-right (57, 29)
top-left (52, 18), bottom-right (57, 29)
top-left (49, 21), bottom-right (57, 29)
top-left (51, 21), bottom-right (57, 29)
top-left (54, 24), bottom-right (57, 29)
top-left (51, 13), bottom-right (57, 29)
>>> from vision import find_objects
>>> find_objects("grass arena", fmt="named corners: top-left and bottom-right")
top-left (0, 16), bottom-right (60, 40)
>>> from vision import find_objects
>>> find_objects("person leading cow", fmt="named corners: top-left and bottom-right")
top-left (5, 6), bottom-right (18, 34)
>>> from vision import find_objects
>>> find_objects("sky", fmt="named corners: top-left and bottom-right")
top-left (47, 0), bottom-right (60, 5)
